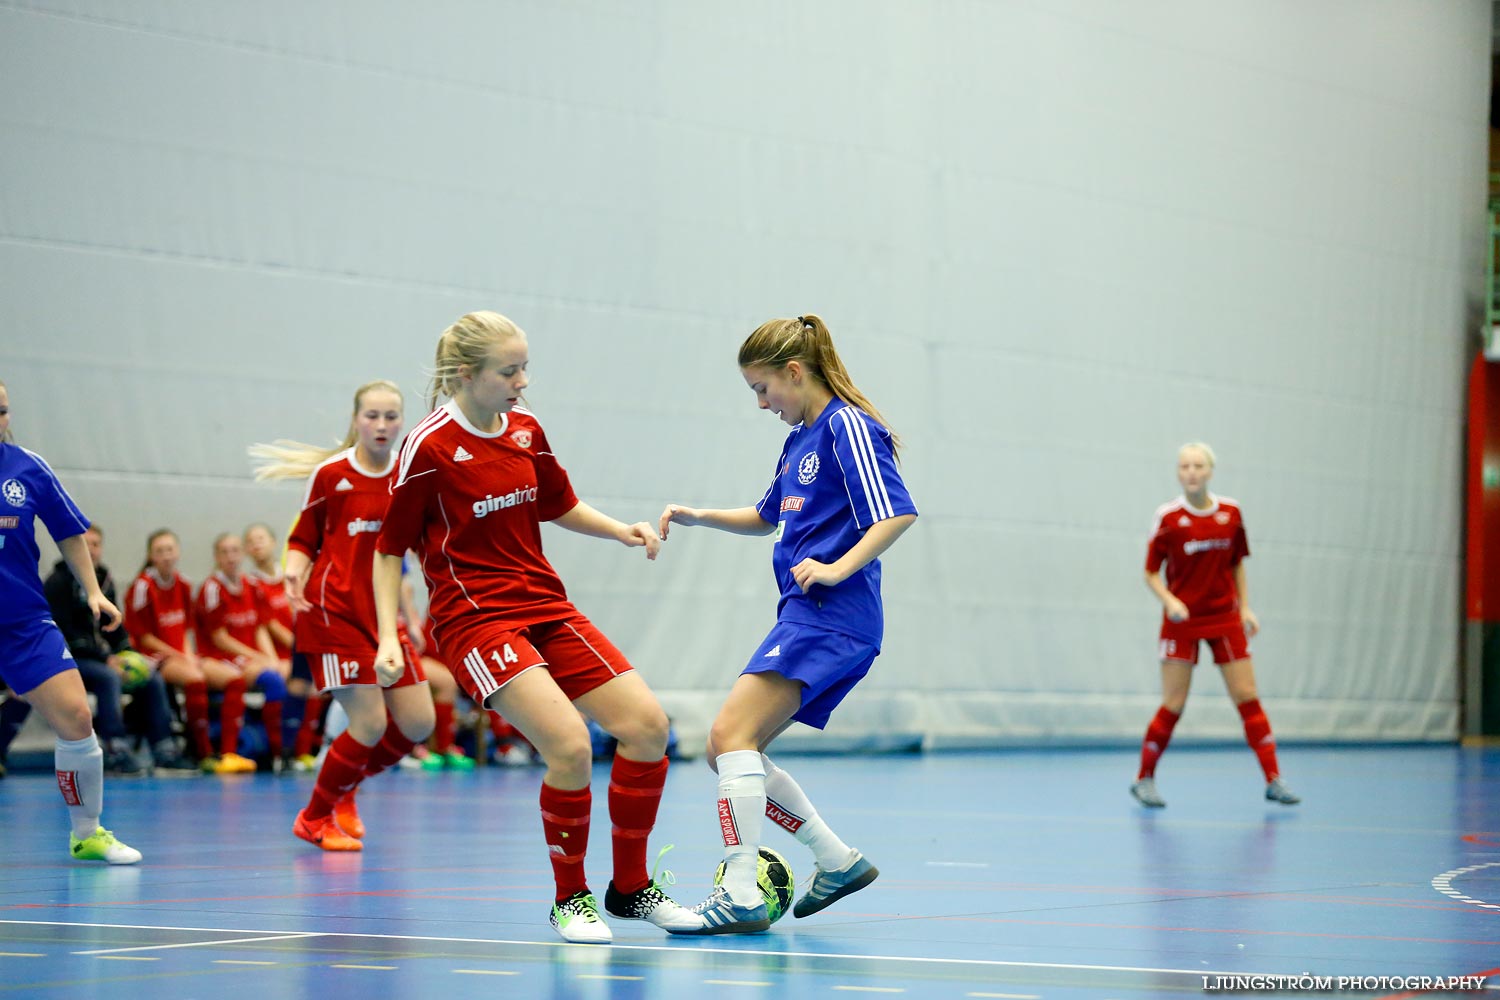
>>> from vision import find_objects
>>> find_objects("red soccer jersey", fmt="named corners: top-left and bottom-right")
top-left (195, 571), bottom-right (263, 656)
top-left (125, 569), bottom-right (195, 654)
top-left (247, 570), bottom-right (294, 657)
top-left (377, 403), bottom-right (580, 644)
top-left (286, 448), bottom-right (396, 653)
top-left (1145, 494), bottom-right (1250, 632)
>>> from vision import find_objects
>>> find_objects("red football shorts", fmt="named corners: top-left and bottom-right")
top-left (438, 613), bottom-right (633, 708)
top-left (1158, 620), bottom-right (1250, 666)
top-left (303, 634), bottom-right (425, 692)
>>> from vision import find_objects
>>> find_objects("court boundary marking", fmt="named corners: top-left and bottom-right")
top-left (0, 917), bottom-right (1269, 978)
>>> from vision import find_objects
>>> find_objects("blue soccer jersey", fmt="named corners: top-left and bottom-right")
top-left (0, 443), bottom-right (91, 627)
top-left (754, 400), bottom-right (917, 646)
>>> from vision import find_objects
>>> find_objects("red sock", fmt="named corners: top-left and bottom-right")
top-left (306, 732), bottom-right (373, 820)
top-left (608, 755), bottom-right (668, 894)
top-left (432, 701), bottom-right (455, 754)
top-left (183, 681), bottom-right (211, 759)
top-left (1237, 698), bottom-right (1280, 781)
top-left (363, 718), bottom-right (416, 779)
top-left (262, 699), bottom-right (283, 758)
top-left (540, 782), bottom-right (591, 901)
top-left (293, 696), bottom-right (325, 758)
top-left (220, 678), bottom-right (246, 756)
top-left (1138, 706), bottom-right (1180, 779)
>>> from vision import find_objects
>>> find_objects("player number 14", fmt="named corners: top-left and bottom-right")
top-left (489, 644), bottom-right (519, 671)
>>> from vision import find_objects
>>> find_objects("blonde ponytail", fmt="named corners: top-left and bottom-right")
top-left (250, 380), bottom-right (403, 481)
top-left (738, 314), bottom-right (902, 458)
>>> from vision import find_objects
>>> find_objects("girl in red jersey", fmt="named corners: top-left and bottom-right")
top-left (372, 311), bottom-right (699, 943)
top-left (195, 533), bottom-right (289, 770)
top-left (125, 529), bottom-right (256, 774)
top-left (251, 380), bottom-right (434, 852)
top-left (244, 523), bottom-right (295, 660)
top-left (1131, 442), bottom-right (1300, 808)
top-left (245, 522), bottom-right (322, 768)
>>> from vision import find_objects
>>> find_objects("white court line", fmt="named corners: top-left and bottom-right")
top-left (704, 980), bottom-right (772, 987)
top-left (73, 932), bottom-right (321, 956)
top-left (0, 918), bottom-right (1274, 979)
top-left (213, 960), bottom-right (277, 966)
top-left (1432, 862), bottom-right (1500, 911)
top-left (454, 970), bottom-right (519, 976)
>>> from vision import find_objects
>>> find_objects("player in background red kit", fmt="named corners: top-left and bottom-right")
top-left (125, 529), bottom-right (256, 774)
top-left (195, 533), bottom-right (289, 770)
top-left (251, 380), bottom-right (434, 851)
top-left (372, 310), bottom-right (699, 943)
top-left (245, 522), bottom-right (322, 769)
top-left (1131, 442), bottom-right (1300, 809)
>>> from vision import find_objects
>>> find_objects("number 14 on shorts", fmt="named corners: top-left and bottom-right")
top-left (489, 643), bottom-right (520, 671)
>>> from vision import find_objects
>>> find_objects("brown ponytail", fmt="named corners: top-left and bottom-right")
top-left (738, 314), bottom-right (901, 458)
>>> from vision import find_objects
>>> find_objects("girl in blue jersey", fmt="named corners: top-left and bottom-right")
top-left (658, 315), bottom-right (918, 934)
top-left (0, 380), bottom-right (141, 864)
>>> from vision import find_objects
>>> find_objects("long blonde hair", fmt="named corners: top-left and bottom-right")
top-left (249, 380), bottom-right (404, 481)
top-left (428, 311), bottom-right (526, 411)
top-left (738, 314), bottom-right (901, 457)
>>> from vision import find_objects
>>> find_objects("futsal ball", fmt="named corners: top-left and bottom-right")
top-left (714, 846), bottom-right (795, 924)
top-left (116, 650), bottom-right (152, 692)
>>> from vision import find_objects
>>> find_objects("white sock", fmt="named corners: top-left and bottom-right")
top-left (56, 733), bottom-right (103, 839)
top-left (762, 754), bottom-right (856, 872)
top-left (716, 750), bottom-right (766, 906)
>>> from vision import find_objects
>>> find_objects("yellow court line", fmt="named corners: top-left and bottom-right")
top-left (331, 964), bottom-right (397, 970)
top-left (578, 974), bottom-right (644, 981)
top-left (213, 960), bottom-right (278, 966)
top-left (454, 969), bottom-right (520, 976)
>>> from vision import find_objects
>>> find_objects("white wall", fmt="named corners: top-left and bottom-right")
top-left (2, 0), bottom-right (1488, 750)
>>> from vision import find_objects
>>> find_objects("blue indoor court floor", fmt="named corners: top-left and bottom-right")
top-left (1, 746), bottom-right (1497, 1000)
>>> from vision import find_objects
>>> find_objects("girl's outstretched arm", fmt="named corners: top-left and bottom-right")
top-left (658, 504), bottom-right (774, 539)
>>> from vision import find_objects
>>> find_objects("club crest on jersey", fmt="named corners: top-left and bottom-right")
top-left (1215, 512), bottom-right (1231, 524)
top-left (797, 452), bottom-right (819, 485)
top-left (780, 496), bottom-right (805, 513)
top-left (510, 429), bottom-right (532, 449)
top-left (472, 486), bottom-right (539, 519)
top-left (1177, 516), bottom-right (1191, 527)
top-left (1, 479), bottom-right (25, 508)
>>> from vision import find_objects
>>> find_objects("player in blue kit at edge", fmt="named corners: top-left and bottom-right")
top-left (0, 380), bottom-right (141, 864)
top-left (658, 314), bottom-right (918, 934)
